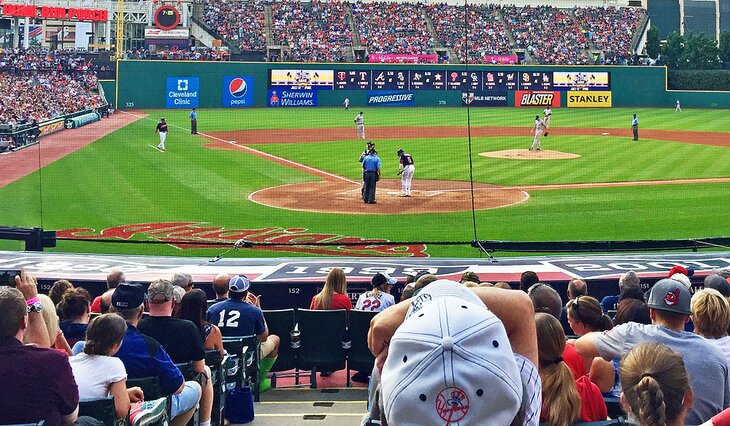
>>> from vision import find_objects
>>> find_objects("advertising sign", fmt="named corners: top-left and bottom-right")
top-left (368, 54), bottom-right (438, 63)
top-left (554, 72), bottom-right (610, 91)
top-left (461, 91), bottom-right (508, 107)
top-left (366, 91), bottom-right (415, 107)
top-left (269, 69), bottom-right (334, 89)
top-left (515, 90), bottom-right (560, 107)
top-left (267, 89), bottom-right (318, 107)
top-left (222, 76), bottom-right (254, 107)
top-left (144, 28), bottom-right (190, 38)
top-left (166, 77), bottom-right (199, 108)
top-left (567, 91), bottom-right (612, 108)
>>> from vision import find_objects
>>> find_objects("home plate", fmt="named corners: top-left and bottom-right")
top-left (601, 132), bottom-right (610, 135)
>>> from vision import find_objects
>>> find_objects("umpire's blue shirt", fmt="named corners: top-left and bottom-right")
top-left (362, 154), bottom-right (381, 172)
top-left (114, 323), bottom-right (184, 396)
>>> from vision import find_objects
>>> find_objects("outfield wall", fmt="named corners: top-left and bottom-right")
top-left (115, 60), bottom-right (730, 110)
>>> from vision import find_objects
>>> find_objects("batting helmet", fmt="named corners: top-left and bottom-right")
top-left (397, 148), bottom-right (404, 155)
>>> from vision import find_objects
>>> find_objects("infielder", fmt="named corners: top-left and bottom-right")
top-left (344, 98), bottom-right (350, 110)
top-left (675, 99), bottom-right (682, 112)
top-left (155, 117), bottom-right (168, 151)
top-left (354, 111), bottom-right (365, 140)
top-left (543, 106), bottom-right (552, 136)
top-left (530, 115), bottom-right (545, 151)
top-left (396, 148), bottom-right (415, 197)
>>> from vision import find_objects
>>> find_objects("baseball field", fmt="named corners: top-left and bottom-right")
top-left (2, 106), bottom-right (730, 258)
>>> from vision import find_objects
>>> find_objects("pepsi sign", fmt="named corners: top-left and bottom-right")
top-left (222, 76), bottom-right (254, 108)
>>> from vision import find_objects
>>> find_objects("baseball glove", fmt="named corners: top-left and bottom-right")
top-left (397, 170), bottom-right (403, 176)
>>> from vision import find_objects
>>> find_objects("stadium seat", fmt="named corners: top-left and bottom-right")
top-left (222, 336), bottom-right (261, 402)
top-left (126, 376), bottom-right (172, 420)
top-left (347, 310), bottom-right (378, 377)
top-left (78, 396), bottom-right (116, 426)
top-left (174, 361), bottom-right (196, 382)
top-left (204, 349), bottom-right (227, 425)
top-left (604, 396), bottom-right (624, 419)
top-left (262, 308), bottom-right (304, 387)
top-left (296, 309), bottom-right (348, 389)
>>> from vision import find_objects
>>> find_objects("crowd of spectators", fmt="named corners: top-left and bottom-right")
top-left (271, 0), bottom-right (352, 62)
top-left (352, 1), bottom-right (434, 55)
top-left (9, 263), bottom-right (730, 425)
top-left (426, 3), bottom-right (512, 64)
top-left (202, 0), bottom-right (267, 52)
top-left (574, 6), bottom-right (646, 64)
top-left (123, 48), bottom-right (229, 61)
top-left (503, 5), bottom-right (591, 64)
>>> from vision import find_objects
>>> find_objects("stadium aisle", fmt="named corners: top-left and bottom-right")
top-left (253, 388), bottom-right (368, 425)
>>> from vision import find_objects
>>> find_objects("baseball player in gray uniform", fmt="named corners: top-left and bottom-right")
top-left (543, 106), bottom-right (552, 136)
top-left (354, 111), bottom-right (365, 140)
top-left (530, 115), bottom-right (545, 151)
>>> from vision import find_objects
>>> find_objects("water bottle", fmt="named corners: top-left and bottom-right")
top-left (290, 324), bottom-right (301, 349)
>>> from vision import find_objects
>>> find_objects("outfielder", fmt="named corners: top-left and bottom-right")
top-left (543, 106), bottom-right (552, 136)
top-left (344, 98), bottom-right (350, 110)
top-left (396, 148), bottom-right (415, 197)
top-left (675, 99), bottom-right (682, 112)
top-left (155, 117), bottom-right (168, 151)
top-left (354, 111), bottom-right (365, 140)
top-left (530, 115), bottom-right (545, 151)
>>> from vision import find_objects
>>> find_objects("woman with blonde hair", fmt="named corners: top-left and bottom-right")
top-left (691, 288), bottom-right (730, 365)
top-left (566, 295), bottom-right (617, 394)
top-left (620, 343), bottom-right (693, 426)
top-left (310, 268), bottom-right (352, 311)
top-left (24, 294), bottom-right (73, 355)
top-left (536, 312), bottom-right (607, 425)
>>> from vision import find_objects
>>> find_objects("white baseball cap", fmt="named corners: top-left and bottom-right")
top-left (381, 280), bottom-right (523, 425)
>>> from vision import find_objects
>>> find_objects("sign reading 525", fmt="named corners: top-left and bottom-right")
top-left (153, 6), bottom-right (180, 31)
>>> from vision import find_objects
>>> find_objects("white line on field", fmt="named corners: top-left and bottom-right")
top-left (120, 110), bottom-right (359, 185)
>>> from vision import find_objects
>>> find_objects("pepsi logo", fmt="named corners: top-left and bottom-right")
top-left (229, 78), bottom-right (247, 98)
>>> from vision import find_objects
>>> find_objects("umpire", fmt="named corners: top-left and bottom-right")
top-left (190, 108), bottom-right (198, 135)
top-left (362, 148), bottom-right (381, 204)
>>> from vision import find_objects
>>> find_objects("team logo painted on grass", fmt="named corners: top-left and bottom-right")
top-left (57, 222), bottom-right (428, 257)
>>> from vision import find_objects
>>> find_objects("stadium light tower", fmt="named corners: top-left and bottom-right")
top-left (115, 0), bottom-right (124, 59)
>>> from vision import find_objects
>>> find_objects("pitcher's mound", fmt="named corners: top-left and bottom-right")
top-left (480, 149), bottom-right (580, 160)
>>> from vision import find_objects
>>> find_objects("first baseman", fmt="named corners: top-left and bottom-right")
top-left (155, 117), bottom-right (168, 151)
top-left (530, 115), bottom-right (545, 151)
top-left (543, 106), bottom-right (552, 136)
top-left (397, 148), bottom-right (415, 197)
top-left (354, 111), bottom-right (365, 140)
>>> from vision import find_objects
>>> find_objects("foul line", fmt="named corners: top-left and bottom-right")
top-left (120, 110), bottom-right (358, 185)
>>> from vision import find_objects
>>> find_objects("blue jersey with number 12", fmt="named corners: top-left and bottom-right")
top-left (206, 299), bottom-right (265, 337)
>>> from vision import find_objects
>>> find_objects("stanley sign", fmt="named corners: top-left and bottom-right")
top-left (515, 91), bottom-right (560, 107)
top-left (567, 92), bottom-right (612, 108)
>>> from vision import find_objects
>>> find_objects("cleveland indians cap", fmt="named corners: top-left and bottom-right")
top-left (646, 278), bottom-right (692, 315)
top-left (381, 280), bottom-right (523, 425)
top-left (229, 275), bottom-right (251, 293)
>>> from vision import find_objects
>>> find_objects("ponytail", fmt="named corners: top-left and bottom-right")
top-left (635, 376), bottom-right (667, 426)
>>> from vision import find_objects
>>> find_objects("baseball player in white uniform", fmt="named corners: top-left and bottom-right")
top-left (543, 106), bottom-right (552, 136)
top-left (354, 111), bottom-right (365, 140)
top-left (397, 148), bottom-right (415, 197)
top-left (155, 117), bottom-right (168, 151)
top-left (675, 99), bottom-right (682, 112)
top-left (344, 98), bottom-right (350, 110)
top-left (530, 115), bottom-right (545, 151)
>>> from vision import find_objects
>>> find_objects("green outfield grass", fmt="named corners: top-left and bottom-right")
top-left (2, 107), bottom-right (729, 258)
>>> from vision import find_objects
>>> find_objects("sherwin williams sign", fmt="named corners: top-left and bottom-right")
top-left (268, 89), bottom-right (318, 107)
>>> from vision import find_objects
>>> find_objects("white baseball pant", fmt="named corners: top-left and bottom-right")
top-left (401, 165), bottom-right (415, 196)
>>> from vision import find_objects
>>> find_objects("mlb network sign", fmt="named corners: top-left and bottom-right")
top-left (222, 76), bottom-right (254, 108)
top-left (166, 77), bottom-right (199, 108)
top-left (366, 91), bottom-right (415, 107)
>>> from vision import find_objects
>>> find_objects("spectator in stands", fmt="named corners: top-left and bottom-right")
top-left (91, 268), bottom-right (125, 313)
top-left (459, 271), bottom-right (480, 284)
top-left (172, 273), bottom-right (194, 293)
top-left (371, 280), bottom-right (542, 424)
top-left (59, 287), bottom-right (92, 347)
top-left (705, 274), bottom-right (730, 297)
top-left (613, 298), bottom-right (651, 325)
top-left (575, 278), bottom-right (729, 424)
top-left (98, 288), bottom-right (115, 314)
top-left (520, 270), bottom-right (540, 292)
top-left (69, 313), bottom-right (160, 422)
top-left (412, 273), bottom-right (439, 294)
top-left (691, 288), bottom-right (730, 368)
top-left (206, 275), bottom-right (279, 392)
top-left (568, 278), bottom-right (588, 300)
top-left (212, 273), bottom-right (229, 302)
top-left (139, 279), bottom-right (213, 426)
top-left (176, 288), bottom-right (224, 355)
top-left (310, 267), bottom-right (352, 311)
top-left (528, 283), bottom-right (586, 380)
top-left (495, 282), bottom-right (513, 289)
top-left (600, 270), bottom-right (640, 312)
top-left (355, 272), bottom-right (396, 312)
top-left (49, 279), bottom-right (74, 307)
top-left (0, 273), bottom-right (79, 424)
top-left (535, 312), bottom-right (607, 424)
top-left (33, 294), bottom-right (73, 355)
top-left (111, 283), bottom-right (201, 426)
top-left (619, 343), bottom-right (693, 426)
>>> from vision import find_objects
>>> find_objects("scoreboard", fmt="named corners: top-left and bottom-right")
top-left (271, 68), bottom-right (610, 92)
